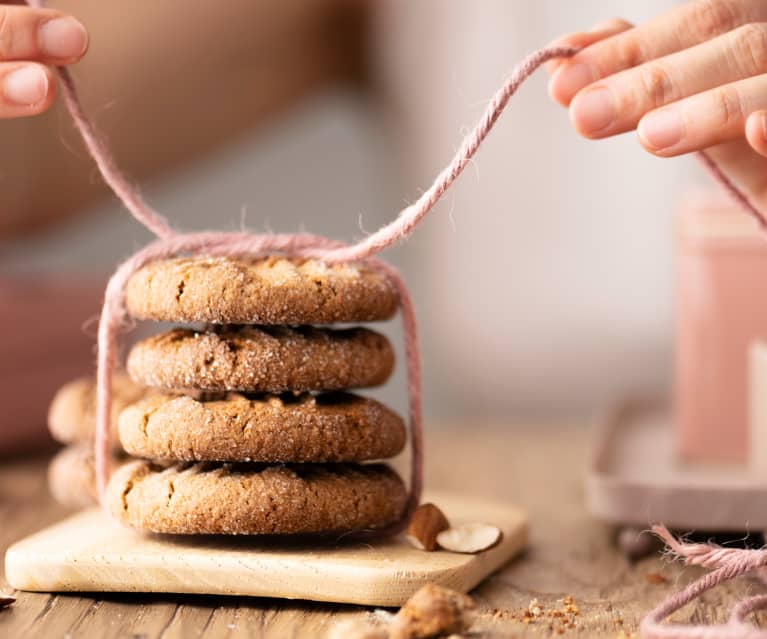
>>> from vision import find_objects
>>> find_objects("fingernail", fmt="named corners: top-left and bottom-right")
top-left (570, 86), bottom-right (615, 134)
top-left (39, 16), bottom-right (88, 59)
top-left (551, 62), bottom-right (596, 102)
top-left (639, 108), bottom-right (684, 150)
top-left (760, 112), bottom-right (767, 141)
top-left (3, 66), bottom-right (48, 106)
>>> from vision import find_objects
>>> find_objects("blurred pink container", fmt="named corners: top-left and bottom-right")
top-left (675, 192), bottom-right (767, 462)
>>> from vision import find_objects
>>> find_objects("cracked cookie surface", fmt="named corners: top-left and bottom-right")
top-left (127, 326), bottom-right (395, 392)
top-left (107, 460), bottom-right (407, 534)
top-left (119, 392), bottom-right (406, 463)
top-left (125, 256), bottom-right (399, 325)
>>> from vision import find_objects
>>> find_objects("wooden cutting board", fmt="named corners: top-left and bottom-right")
top-left (5, 491), bottom-right (527, 607)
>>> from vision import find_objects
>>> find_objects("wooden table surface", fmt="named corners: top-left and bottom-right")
top-left (0, 422), bottom-right (761, 638)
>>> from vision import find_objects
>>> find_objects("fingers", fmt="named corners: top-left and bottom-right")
top-left (0, 6), bottom-right (88, 118)
top-left (0, 62), bottom-right (54, 117)
top-left (544, 18), bottom-right (633, 74)
top-left (0, 5), bottom-right (88, 64)
top-left (635, 74), bottom-right (767, 157)
top-left (550, 0), bottom-right (767, 105)
top-left (569, 23), bottom-right (767, 138)
top-left (746, 110), bottom-right (767, 157)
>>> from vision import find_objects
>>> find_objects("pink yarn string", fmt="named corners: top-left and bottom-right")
top-left (640, 526), bottom-right (767, 639)
top-left (637, 155), bottom-right (767, 636)
top-left (38, 0), bottom-right (767, 609)
top-left (26, 0), bottom-right (174, 240)
top-left (320, 45), bottom-right (579, 263)
top-left (697, 150), bottom-right (767, 232)
top-left (94, 233), bottom-right (424, 536)
top-left (62, 41), bottom-right (579, 535)
top-left (56, 67), bottom-right (176, 240)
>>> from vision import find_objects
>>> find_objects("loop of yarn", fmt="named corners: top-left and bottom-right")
top-left (33, 0), bottom-right (767, 621)
top-left (33, 0), bottom-right (579, 538)
top-left (87, 45), bottom-right (579, 534)
top-left (95, 232), bottom-right (422, 536)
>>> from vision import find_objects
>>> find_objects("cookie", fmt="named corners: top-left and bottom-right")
top-left (107, 460), bottom-right (407, 534)
top-left (119, 392), bottom-right (406, 463)
top-left (47, 445), bottom-right (101, 508)
top-left (125, 256), bottom-right (399, 325)
top-left (48, 372), bottom-right (148, 450)
top-left (127, 326), bottom-right (395, 392)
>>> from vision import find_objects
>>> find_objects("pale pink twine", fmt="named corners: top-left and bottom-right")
top-left (91, 46), bottom-right (579, 535)
top-left (37, 4), bottom-right (578, 537)
top-left (641, 526), bottom-right (767, 639)
top-left (44, 1), bottom-right (767, 616)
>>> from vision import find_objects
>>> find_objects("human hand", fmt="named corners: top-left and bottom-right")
top-left (548, 1), bottom-right (767, 208)
top-left (0, 3), bottom-right (87, 118)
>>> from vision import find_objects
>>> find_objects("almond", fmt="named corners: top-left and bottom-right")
top-left (406, 503), bottom-right (450, 551)
top-left (389, 583), bottom-right (476, 639)
top-left (436, 522), bottom-right (501, 553)
top-left (0, 593), bottom-right (16, 610)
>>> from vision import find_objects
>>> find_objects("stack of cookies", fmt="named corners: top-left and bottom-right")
top-left (47, 372), bottom-right (145, 507)
top-left (105, 256), bottom-right (409, 535)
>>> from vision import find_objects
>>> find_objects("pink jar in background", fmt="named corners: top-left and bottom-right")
top-left (675, 192), bottom-right (767, 462)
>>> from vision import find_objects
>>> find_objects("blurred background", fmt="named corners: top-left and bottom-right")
top-left (2, 0), bottom-right (706, 450)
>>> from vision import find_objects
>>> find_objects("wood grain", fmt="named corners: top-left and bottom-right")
top-left (1, 422), bottom-right (765, 638)
top-left (5, 494), bottom-right (527, 606)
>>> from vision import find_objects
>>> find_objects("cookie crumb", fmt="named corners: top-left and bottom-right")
top-left (528, 597), bottom-right (543, 618)
top-left (506, 596), bottom-right (582, 633)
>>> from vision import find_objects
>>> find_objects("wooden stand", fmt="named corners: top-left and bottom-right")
top-left (5, 491), bottom-right (527, 607)
top-left (593, 198), bottom-right (767, 553)
top-left (587, 401), bottom-right (767, 532)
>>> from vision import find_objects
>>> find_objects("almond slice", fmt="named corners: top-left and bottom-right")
top-left (436, 522), bottom-right (501, 553)
top-left (406, 503), bottom-right (450, 551)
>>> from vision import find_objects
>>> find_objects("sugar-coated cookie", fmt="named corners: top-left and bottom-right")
top-left (127, 326), bottom-right (394, 392)
top-left (125, 256), bottom-right (399, 325)
top-left (119, 392), bottom-right (406, 463)
top-left (107, 460), bottom-right (407, 534)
